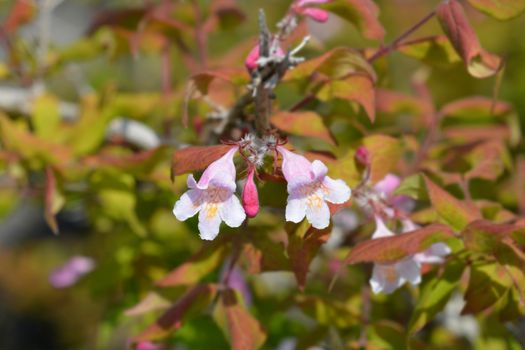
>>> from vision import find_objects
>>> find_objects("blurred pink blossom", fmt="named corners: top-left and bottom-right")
top-left (293, 0), bottom-right (331, 22)
top-left (49, 256), bottom-right (95, 289)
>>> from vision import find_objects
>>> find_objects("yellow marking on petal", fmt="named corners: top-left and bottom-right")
top-left (306, 193), bottom-right (323, 209)
top-left (383, 265), bottom-right (399, 284)
top-left (206, 204), bottom-right (219, 219)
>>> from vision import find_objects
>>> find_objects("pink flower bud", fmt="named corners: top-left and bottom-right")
top-left (354, 146), bottom-right (370, 167)
top-left (244, 44), bottom-right (286, 71)
top-left (245, 45), bottom-right (260, 71)
top-left (301, 8), bottom-right (329, 22)
top-left (242, 167), bottom-right (259, 218)
top-left (293, 0), bottom-right (331, 23)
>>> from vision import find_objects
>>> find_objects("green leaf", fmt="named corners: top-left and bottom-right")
top-left (394, 174), bottom-right (427, 200)
top-left (317, 75), bottom-right (375, 122)
top-left (295, 295), bottom-right (358, 328)
top-left (32, 94), bottom-right (61, 140)
top-left (408, 260), bottom-right (464, 336)
top-left (364, 134), bottom-right (402, 183)
top-left (467, 0), bottom-right (525, 20)
top-left (136, 283), bottom-right (218, 341)
top-left (284, 47), bottom-right (376, 82)
top-left (398, 35), bottom-right (461, 66)
top-left (157, 240), bottom-right (229, 287)
top-left (423, 176), bottom-right (480, 231)
top-left (320, 0), bottom-right (385, 40)
top-left (44, 166), bottom-right (65, 235)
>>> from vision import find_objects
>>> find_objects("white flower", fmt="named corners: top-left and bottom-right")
top-left (277, 146), bottom-right (351, 229)
top-left (369, 216), bottom-right (422, 294)
top-left (402, 219), bottom-right (452, 264)
top-left (173, 147), bottom-right (246, 240)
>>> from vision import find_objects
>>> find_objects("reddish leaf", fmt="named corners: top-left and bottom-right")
top-left (443, 125), bottom-right (511, 143)
top-left (286, 222), bottom-right (332, 290)
top-left (171, 145), bottom-right (234, 178)
top-left (157, 240), bottom-right (229, 287)
top-left (440, 96), bottom-right (512, 120)
top-left (284, 47), bottom-right (376, 82)
top-left (375, 89), bottom-right (427, 118)
top-left (271, 111), bottom-right (335, 145)
top-left (213, 289), bottom-right (266, 350)
top-left (317, 74), bottom-right (375, 122)
top-left (84, 147), bottom-right (169, 175)
top-left (319, 0), bottom-right (385, 40)
top-left (345, 224), bottom-right (454, 264)
top-left (436, 0), bottom-right (502, 78)
top-left (465, 141), bottom-right (508, 181)
top-left (424, 176), bottom-right (480, 231)
top-left (135, 284), bottom-right (218, 341)
top-left (466, 0), bottom-right (525, 20)
top-left (462, 220), bottom-right (525, 259)
top-left (240, 231), bottom-right (290, 274)
top-left (2, 0), bottom-right (35, 34)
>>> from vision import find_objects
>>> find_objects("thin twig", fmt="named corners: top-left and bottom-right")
top-left (367, 10), bottom-right (436, 63)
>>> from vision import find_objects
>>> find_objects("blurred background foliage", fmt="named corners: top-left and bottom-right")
top-left (0, 0), bottom-right (524, 349)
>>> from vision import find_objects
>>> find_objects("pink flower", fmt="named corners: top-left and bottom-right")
top-left (245, 44), bottom-right (285, 71)
top-left (293, 0), bottom-right (330, 23)
top-left (277, 146), bottom-right (351, 229)
top-left (242, 166), bottom-right (259, 218)
top-left (49, 256), bottom-right (95, 289)
top-left (173, 147), bottom-right (246, 240)
top-left (369, 216), bottom-right (421, 294)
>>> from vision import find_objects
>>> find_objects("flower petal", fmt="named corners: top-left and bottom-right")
top-left (414, 243), bottom-right (451, 264)
top-left (305, 195), bottom-right (330, 229)
top-left (187, 174), bottom-right (198, 189)
top-left (371, 215), bottom-right (395, 239)
top-left (302, 7), bottom-right (329, 22)
top-left (197, 147), bottom-right (238, 190)
top-left (220, 195), bottom-right (246, 228)
top-left (311, 160), bottom-right (328, 180)
top-left (323, 176), bottom-right (351, 204)
top-left (397, 258), bottom-right (422, 286)
top-left (297, 0), bottom-right (330, 6)
top-left (370, 264), bottom-right (403, 295)
top-left (198, 204), bottom-right (222, 240)
top-left (173, 190), bottom-right (202, 221)
top-left (277, 146), bottom-right (314, 191)
top-left (285, 195), bottom-right (307, 223)
top-left (374, 173), bottom-right (401, 198)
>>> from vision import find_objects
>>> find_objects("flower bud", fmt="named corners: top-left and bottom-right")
top-left (354, 145), bottom-right (370, 167)
top-left (242, 167), bottom-right (259, 218)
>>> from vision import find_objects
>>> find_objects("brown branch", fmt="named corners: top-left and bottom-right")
top-left (368, 10), bottom-right (436, 63)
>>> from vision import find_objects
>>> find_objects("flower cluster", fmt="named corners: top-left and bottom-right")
top-left (367, 172), bottom-right (451, 294)
top-left (173, 141), bottom-right (351, 240)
